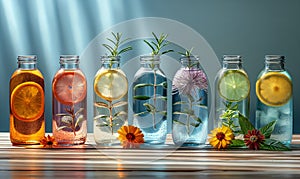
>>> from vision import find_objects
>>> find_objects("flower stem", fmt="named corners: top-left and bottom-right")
top-left (108, 100), bottom-right (114, 135)
top-left (153, 69), bottom-right (157, 130)
top-left (187, 96), bottom-right (193, 136)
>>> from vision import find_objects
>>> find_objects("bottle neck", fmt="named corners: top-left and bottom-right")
top-left (265, 55), bottom-right (285, 71)
top-left (180, 56), bottom-right (200, 69)
top-left (60, 55), bottom-right (80, 69)
top-left (101, 56), bottom-right (120, 69)
top-left (18, 55), bottom-right (37, 70)
top-left (222, 55), bottom-right (243, 70)
top-left (140, 55), bottom-right (160, 69)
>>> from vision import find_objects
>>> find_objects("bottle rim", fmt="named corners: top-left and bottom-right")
top-left (265, 55), bottom-right (285, 63)
top-left (17, 55), bottom-right (37, 62)
top-left (59, 55), bottom-right (80, 64)
top-left (222, 55), bottom-right (242, 63)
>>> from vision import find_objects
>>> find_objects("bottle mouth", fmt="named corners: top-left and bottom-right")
top-left (17, 55), bottom-right (37, 62)
top-left (265, 55), bottom-right (285, 63)
top-left (100, 56), bottom-right (120, 62)
top-left (60, 55), bottom-right (79, 64)
top-left (222, 55), bottom-right (242, 63)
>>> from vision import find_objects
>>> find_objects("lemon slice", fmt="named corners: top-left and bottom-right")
top-left (218, 70), bottom-right (250, 102)
top-left (11, 81), bottom-right (44, 122)
top-left (256, 72), bottom-right (292, 106)
top-left (94, 69), bottom-right (128, 101)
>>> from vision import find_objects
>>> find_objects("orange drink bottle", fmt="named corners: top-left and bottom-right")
top-left (9, 55), bottom-right (45, 145)
top-left (52, 55), bottom-right (87, 145)
top-left (255, 55), bottom-right (293, 146)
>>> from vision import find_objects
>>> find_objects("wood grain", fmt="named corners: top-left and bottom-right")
top-left (0, 133), bottom-right (300, 178)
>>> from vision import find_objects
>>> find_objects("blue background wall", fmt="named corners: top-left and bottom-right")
top-left (0, 0), bottom-right (299, 133)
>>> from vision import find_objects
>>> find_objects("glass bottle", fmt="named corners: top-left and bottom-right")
top-left (93, 56), bottom-right (128, 146)
top-left (172, 56), bottom-right (208, 146)
top-left (10, 55), bottom-right (45, 145)
top-left (132, 55), bottom-right (168, 145)
top-left (255, 55), bottom-right (293, 146)
top-left (214, 55), bottom-right (250, 133)
top-left (52, 55), bottom-right (87, 145)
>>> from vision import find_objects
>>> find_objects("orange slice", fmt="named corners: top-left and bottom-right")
top-left (94, 69), bottom-right (128, 101)
top-left (256, 72), bottom-right (292, 106)
top-left (11, 82), bottom-right (44, 122)
top-left (53, 71), bottom-right (87, 105)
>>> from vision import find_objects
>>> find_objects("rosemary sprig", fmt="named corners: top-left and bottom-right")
top-left (102, 32), bottom-right (132, 57)
top-left (143, 32), bottom-right (174, 55)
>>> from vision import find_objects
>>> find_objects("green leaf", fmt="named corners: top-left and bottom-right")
top-left (156, 96), bottom-right (167, 101)
top-left (157, 81), bottom-right (167, 88)
top-left (173, 111), bottom-right (190, 116)
top-left (259, 120), bottom-right (277, 139)
top-left (190, 123), bottom-right (201, 127)
top-left (158, 110), bottom-right (167, 117)
top-left (74, 108), bottom-right (84, 117)
top-left (94, 115), bottom-right (109, 120)
top-left (134, 83), bottom-right (153, 90)
top-left (133, 95), bottom-right (151, 100)
top-left (94, 102), bottom-right (109, 108)
top-left (134, 111), bottom-right (150, 116)
top-left (97, 124), bottom-right (109, 127)
top-left (229, 139), bottom-right (245, 148)
top-left (143, 40), bottom-right (155, 52)
top-left (112, 101), bottom-right (128, 108)
top-left (193, 104), bottom-right (208, 109)
top-left (173, 119), bottom-right (186, 126)
top-left (56, 126), bottom-right (71, 131)
top-left (119, 46), bottom-right (133, 55)
top-left (56, 113), bottom-right (71, 117)
top-left (238, 112), bottom-right (255, 134)
top-left (113, 111), bottom-right (127, 118)
top-left (102, 44), bottom-right (114, 54)
top-left (74, 115), bottom-right (84, 128)
top-left (191, 115), bottom-right (202, 123)
top-left (161, 49), bottom-right (174, 54)
top-left (260, 139), bottom-right (290, 151)
top-left (173, 101), bottom-right (188, 105)
top-left (143, 103), bottom-right (155, 112)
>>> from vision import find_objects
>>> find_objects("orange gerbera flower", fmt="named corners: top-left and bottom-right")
top-left (40, 135), bottom-right (58, 148)
top-left (118, 125), bottom-right (144, 149)
top-left (208, 125), bottom-right (234, 149)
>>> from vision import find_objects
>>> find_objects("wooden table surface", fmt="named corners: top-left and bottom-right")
top-left (1, 133), bottom-right (300, 179)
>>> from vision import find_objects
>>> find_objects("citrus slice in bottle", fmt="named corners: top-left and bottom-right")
top-left (11, 81), bottom-right (44, 122)
top-left (256, 72), bottom-right (292, 107)
top-left (94, 69), bottom-right (128, 101)
top-left (218, 70), bottom-right (250, 102)
top-left (53, 71), bottom-right (87, 105)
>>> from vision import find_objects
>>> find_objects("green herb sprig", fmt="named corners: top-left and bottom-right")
top-left (102, 32), bottom-right (132, 57)
top-left (144, 32), bottom-right (174, 55)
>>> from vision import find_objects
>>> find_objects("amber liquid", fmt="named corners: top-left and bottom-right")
top-left (9, 69), bottom-right (45, 145)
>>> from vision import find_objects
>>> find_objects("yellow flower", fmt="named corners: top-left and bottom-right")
top-left (208, 125), bottom-right (234, 149)
top-left (40, 135), bottom-right (58, 148)
top-left (118, 125), bottom-right (144, 149)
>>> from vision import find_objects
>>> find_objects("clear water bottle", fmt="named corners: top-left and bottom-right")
top-left (93, 56), bottom-right (128, 146)
top-left (214, 55), bottom-right (250, 133)
top-left (255, 55), bottom-right (293, 146)
top-left (132, 55), bottom-right (168, 145)
top-left (172, 55), bottom-right (208, 146)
